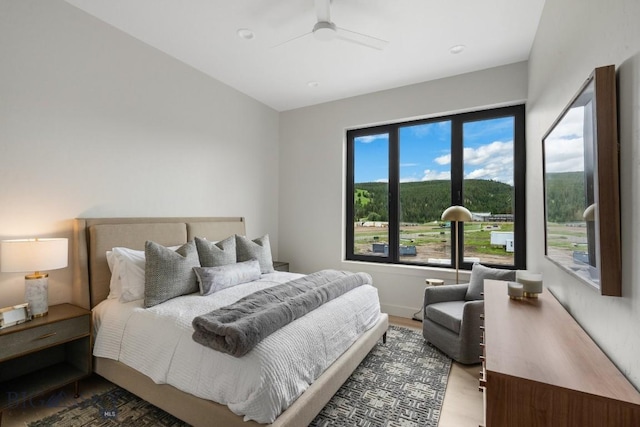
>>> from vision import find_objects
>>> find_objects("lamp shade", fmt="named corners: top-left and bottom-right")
top-left (583, 203), bottom-right (596, 221)
top-left (0, 238), bottom-right (68, 273)
top-left (441, 206), bottom-right (472, 222)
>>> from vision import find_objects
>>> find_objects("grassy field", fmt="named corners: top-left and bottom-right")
top-left (353, 221), bottom-right (516, 265)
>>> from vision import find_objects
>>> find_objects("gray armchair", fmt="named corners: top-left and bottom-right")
top-left (422, 284), bottom-right (484, 364)
top-left (422, 264), bottom-right (515, 364)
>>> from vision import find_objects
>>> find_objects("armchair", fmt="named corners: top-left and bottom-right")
top-left (422, 264), bottom-right (515, 364)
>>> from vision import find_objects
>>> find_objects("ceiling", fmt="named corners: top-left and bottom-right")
top-left (65, 0), bottom-right (545, 112)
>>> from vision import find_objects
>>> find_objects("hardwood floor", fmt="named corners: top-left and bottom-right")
top-left (2, 316), bottom-right (483, 426)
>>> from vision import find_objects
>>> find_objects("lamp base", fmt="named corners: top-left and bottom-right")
top-left (25, 273), bottom-right (49, 317)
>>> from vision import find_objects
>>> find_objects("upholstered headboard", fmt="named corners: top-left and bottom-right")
top-left (73, 217), bottom-right (246, 309)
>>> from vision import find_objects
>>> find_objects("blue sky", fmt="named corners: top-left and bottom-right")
top-left (354, 116), bottom-right (515, 185)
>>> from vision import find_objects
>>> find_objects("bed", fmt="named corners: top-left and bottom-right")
top-left (73, 216), bottom-right (388, 427)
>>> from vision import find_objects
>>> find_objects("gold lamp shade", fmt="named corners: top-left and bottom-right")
top-left (441, 205), bottom-right (472, 222)
top-left (1, 238), bottom-right (68, 317)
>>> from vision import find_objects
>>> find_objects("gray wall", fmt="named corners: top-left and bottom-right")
top-left (0, 0), bottom-right (280, 306)
top-left (527, 0), bottom-right (640, 387)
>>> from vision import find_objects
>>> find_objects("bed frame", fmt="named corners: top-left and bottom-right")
top-left (73, 217), bottom-right (389, 427)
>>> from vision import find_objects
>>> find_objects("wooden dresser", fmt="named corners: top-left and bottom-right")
top-left (481, 280), bottom-right (640, 427)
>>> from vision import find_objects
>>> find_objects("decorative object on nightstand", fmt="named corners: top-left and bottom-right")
top-left (441, 205), bottom-right (472, 284)
top-left (0, 303), bottom-right (31, 329)
top-left (0, 238), bottom-right (68, 317)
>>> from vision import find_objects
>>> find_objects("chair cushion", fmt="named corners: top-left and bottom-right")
top-left (425, 301), bottom-right (466, 334)
top-left (465, 263), bottom-right (516, 301)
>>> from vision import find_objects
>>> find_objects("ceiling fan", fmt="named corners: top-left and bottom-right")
top-left (275, 0), bottom-right (388, 50)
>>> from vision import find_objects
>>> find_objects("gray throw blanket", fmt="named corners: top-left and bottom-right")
top-left (192, 269), bottom-right (371, 357)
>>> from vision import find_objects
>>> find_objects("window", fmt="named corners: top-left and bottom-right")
top-left (346, 105), bottom-right (526, 270)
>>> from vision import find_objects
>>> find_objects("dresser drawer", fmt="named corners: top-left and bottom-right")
top-left (0, 315), bottom-right (90, 361)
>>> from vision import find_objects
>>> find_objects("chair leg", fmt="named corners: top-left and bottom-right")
top-left (383, 331), bottom-right (387, 344)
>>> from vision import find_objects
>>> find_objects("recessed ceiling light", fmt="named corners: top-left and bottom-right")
top-left (449, 44), bottom-right (465, 54)
top-left (307, 81), bottom-right (319, 88)
top-left (237, 28), bottom-right (254, 40)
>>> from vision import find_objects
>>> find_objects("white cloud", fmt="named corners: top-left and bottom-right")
top-left (421, 169), bottom-right (451, 180)
top-left (434, 153), bottom-right (451, 165)
top-left (357, 134), bottom-right (387, 144)
top-left (463, 140), bottom-right (514, 184)
top-left (400, 177), bottom-right (419, 183)
top-left (544, 106), bottom-right (585, 173)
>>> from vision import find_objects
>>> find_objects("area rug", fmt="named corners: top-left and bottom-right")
top-left (28, 325), bottom-right (451, 427)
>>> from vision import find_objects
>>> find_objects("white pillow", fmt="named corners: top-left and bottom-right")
top-left (111, 245), bottom-right (181, 303)
top-left (112, 247), bottom-right (146, 303)
top-left (106, 250), bottom-right (121, 299)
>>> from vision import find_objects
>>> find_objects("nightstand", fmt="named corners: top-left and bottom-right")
top-left (0, 304), bottom-right (91, 417)
top-left (273, 261), bottom-right (290, 272)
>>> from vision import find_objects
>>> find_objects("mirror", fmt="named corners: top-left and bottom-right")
top-left (542, 65), bottom-right (621, 296)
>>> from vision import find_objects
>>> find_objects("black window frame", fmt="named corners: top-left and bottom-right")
top-left (345, 104), bottom-right (526, 271)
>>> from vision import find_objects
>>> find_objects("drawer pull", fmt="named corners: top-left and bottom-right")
top-left (36, 332), bottom-right (57, 340)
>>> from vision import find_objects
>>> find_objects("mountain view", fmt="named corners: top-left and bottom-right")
top-left (354, 179), bottom-right (514, 223)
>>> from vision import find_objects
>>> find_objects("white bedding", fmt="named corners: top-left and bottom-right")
top-left (93, 271), bottom-right (381, 423)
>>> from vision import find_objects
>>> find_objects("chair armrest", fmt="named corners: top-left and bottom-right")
top-left (459, 299), bottom-right (485, 345)
top-left (423, 284), bottom-right (469, 306)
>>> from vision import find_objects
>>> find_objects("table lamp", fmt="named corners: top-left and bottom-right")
top-left (441, 205), bottom-right (472, 284)
top-left (0, 238), bottom-right (68, 317)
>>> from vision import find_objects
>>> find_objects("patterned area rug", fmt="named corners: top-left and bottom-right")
top-left (29, 326), bottom-right (451, 427)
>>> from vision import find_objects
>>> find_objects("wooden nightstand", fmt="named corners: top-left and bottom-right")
top-left (0, 303), bottom-right (91, 417)
top-left (273, 261), bottom-right (290, 272)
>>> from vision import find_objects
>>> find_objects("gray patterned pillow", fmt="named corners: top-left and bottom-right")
top-left (195, 236), bottom-right (236, 267)
top-left (235, 234), bottom-right (274, 274)
top-left (193, 260), bottom-right (261, 296)
top-left (465, 263), bottom-right (516, 301)
top-left (144, 240), bottom-right (200, 308)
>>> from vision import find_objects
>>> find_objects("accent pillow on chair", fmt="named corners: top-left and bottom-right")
top-left (465, 263), bottom-right (516, 301)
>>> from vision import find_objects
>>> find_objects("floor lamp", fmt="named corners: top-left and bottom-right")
top-left (441, 205), bottom-right (472, 284)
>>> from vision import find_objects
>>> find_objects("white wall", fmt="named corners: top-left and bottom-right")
top-left (279, 62), bottom-right (528, 318)
top-left (0, 0), bottom-right (280, 307)
top-left (526, 0), bottom-right (640, 388)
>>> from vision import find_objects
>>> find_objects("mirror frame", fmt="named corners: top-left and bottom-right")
top-left (542, 65), bottom-right (621, 296)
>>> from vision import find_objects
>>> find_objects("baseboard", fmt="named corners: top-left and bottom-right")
top-left (381, 303), bottom-right (422, 320)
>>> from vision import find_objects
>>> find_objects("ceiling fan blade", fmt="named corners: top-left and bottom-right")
top-left (314, 0), bottom-right (331, 23)
top-left (271, 31), bottom-right (312, 49)
top-left (336, 27), bottom-right (389, 50)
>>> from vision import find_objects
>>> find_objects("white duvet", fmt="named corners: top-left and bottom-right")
top-left (93, 271), bottom-right (381, 423)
